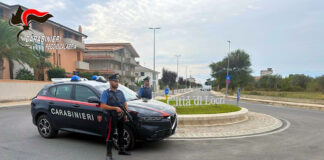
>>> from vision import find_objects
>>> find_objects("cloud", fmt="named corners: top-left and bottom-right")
top-left (83, 0), bottom-right (261, 83)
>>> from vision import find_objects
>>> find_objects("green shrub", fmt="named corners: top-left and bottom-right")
top-left (15, 68), bottom-right (34, 80)
top-left (47, 67), bottom-right (66, 80)
top-left (79, 71), bottom-right (100, 80)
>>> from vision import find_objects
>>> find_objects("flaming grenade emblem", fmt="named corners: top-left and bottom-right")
top-left (9, 6), bottom-right (53, 47)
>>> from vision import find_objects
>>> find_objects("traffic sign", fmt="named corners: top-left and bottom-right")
top-left (237, 88), bottom-right (240, 101)
top-left (165, 88), bottom-right (169, 95)
top-left (226, 75), bottom-right (231, 80)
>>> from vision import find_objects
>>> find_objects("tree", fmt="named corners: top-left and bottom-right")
top-left (0, 19), bottom-right (38, 79)
top-left (34, 51), bottom-right (51, 80)
top-left (289, 74), bottom-right (312, 90)
top-left (257, 74), bottom-right (282, 90)
top-left (16, 68), bottom-right (34, 80)
top-left (317, 75), bottom-right (324, 93)
top-left (161, 68), bottom-right (177, 89)
top-left (209, 49), bottom-right (252, 90)
top-left (47, 67), bottom-right (66, 80)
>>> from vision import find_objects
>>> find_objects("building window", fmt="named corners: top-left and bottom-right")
top-left (74, 35), bottom-right (80, 41)
top-left (58, 54), bottom-right (61, 65)
top-left (141, 72), bottom-right (144, 76)
top-left (31, 21), bottom-right (43, 32)
top-left (64, 31), bottom-right (72, 38)
top-left (53, 53), bottom-right (56, 65)
top-left (0, 8), bottom-right (4, 19)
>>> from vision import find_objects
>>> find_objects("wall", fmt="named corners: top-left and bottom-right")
top-left (0, 80), bottom-right (51, 102)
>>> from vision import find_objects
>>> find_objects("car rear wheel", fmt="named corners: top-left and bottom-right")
top-left (37, 115), bottom-right (58, 138)
top-left (113, 125), bottom-right (135, 150)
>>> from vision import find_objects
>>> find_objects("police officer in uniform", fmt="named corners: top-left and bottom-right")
top-left (138, 76), bottom-right (152, 99)
top-left (100, 74), bottom-right (131, 160)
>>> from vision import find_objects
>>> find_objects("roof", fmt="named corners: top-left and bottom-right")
top-left (135, 65), bottom-right (159, 74)
top-left (4, 3), bottom-right (87, 38)
top-left (0, 2), bottom-right (11, 9)
top-left (85, 43), bottom-right (139, 57)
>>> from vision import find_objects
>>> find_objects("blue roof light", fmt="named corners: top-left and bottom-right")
top-left (91, 75), bottom-right (98, 80)
top-left (71, 75), bottom-right (81, 81)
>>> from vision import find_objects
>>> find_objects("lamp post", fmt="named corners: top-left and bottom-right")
top-left (149, 27), bottom-right (160, 92)
top-left (226, 40), bottom-right (231, 96)
top-left (175, 54), bottom-right (181, 89)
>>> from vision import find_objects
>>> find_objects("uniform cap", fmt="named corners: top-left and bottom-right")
top-left (143, 76), bottom-right (150, 81)
top-left (108, 74), bottom-right (120, 82)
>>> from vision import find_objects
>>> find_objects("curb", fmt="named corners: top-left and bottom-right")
top-left (229, 96), bottom-right (324, 111)
top-left (211, 91), bottom-right (324, 111)
top-left (154, 90), bottom-right (193, 100)
top-left (169, 112), bottom-right (285, 139)
top-left (177, 108), bottom-right (249, 126)
top-left (0, 100), bottom-right (31, 108)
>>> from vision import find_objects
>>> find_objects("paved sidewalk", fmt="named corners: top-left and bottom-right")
top-left (211, 91), bottom-right (324, 111)
top-left (170, 112), bottom-right (282, 138)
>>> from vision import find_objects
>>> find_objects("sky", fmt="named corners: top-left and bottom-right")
top-left (3, 0), bottom-right (324, 84)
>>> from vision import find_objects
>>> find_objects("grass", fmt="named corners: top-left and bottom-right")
top-left (242, 91), bottom-right (324, 100)
top-left (158, 100), bottom-right (241, 114)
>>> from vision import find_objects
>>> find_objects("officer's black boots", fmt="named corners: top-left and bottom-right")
top-left (106, 140), bottom-right (113, 160)
top-left (118, 147), bottom-right (131, 155)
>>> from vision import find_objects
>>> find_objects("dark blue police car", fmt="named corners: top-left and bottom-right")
top-left (31, 78), bottom-right (177, 150)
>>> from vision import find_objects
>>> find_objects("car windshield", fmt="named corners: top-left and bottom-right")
top-left (95, 83), bottom-right (139, 101)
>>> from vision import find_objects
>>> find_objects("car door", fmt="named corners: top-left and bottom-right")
top-left (47, 84), bottom-right (74, 129)
top-left (70, 84), bottom-right (105, 135)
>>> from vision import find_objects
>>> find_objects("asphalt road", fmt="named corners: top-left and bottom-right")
top-left (1, 90), bottom-right (324, 160)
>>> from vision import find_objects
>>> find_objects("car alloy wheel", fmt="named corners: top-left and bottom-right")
top-left (37, 115), bottom-right (57, 138)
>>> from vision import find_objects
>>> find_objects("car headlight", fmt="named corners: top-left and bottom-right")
top-left (140, 116), bottom-right (163, 121)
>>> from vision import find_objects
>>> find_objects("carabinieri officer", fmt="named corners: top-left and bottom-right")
top-left (138, 76), bottom-right (152, 99)
top-left (100, 74), bottom-right (131, 160)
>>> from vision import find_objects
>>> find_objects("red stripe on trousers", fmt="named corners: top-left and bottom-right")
top-left (106, 117), bottom-right (112, 142)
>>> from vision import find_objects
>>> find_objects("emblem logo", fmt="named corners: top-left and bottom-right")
top-left (9, 6), bottom-right (53, 47)
top-left (97, 115), bottom-right (103, 122)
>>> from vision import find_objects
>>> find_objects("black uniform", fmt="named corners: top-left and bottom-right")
top-left (100, 73), bottom-right (131, 160)
top-left (100, 88), bottom-right (127, 148)
top-left (138, 76), bottom-right (152, 99)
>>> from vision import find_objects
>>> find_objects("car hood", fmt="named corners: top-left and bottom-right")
top-left (128, 99), bottom-right (176, 116)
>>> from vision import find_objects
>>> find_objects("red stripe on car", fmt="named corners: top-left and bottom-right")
top-left (36, 96), bottom-right (100, 107)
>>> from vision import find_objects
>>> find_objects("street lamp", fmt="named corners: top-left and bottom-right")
top-left (149, 27), bottom-right (161, 93)
top-left (226, 40), bottom-right (231, 96)
top-left (175, 54), bottom-right (181, 89)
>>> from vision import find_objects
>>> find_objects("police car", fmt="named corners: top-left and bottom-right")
top-left (31, 76), bottom-right (177, 150)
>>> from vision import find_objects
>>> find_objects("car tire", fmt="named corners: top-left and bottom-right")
top-left (37, 115), bottom-right (58, 138)
top-left (113, 125), bottom-right (135, 150)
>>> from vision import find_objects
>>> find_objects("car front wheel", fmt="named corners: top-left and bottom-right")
top-left (113, 125), bottom-right (135, 150)
top-left (37, 115), bottom-right (58, 138)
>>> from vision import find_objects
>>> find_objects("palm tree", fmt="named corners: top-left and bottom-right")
top-left (34, 50), bottom-right (51, 80)
top-left (0, 19), bottom-right (39, 79)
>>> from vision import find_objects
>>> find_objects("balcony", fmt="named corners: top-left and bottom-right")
top-left (124, 71), bottom-right (135, 77)
top-left (75, 61), bottom-right (89, 70)
top-left (83, 53), bottom-right (122, 62)
top-left (64, 38), bottom-right (85, 50)
top-left (124, 58), bottom-right (137, 65)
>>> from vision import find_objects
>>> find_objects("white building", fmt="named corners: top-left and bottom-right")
top-left (260, 68), bottom-right (273, 76)
top-left (186, 76), bottom-right (195, 83)
top-left (135, 65), bottom-right (160, 90)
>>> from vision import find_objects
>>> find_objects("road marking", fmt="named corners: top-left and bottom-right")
top-left (166, 118), bottom-right (290, 141)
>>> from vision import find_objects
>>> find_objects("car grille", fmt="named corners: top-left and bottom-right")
top-left (170, 114), bottom-right (177, 130)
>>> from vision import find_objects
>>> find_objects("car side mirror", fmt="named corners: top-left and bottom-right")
top-left (88, 96), bottom-right (100, 104)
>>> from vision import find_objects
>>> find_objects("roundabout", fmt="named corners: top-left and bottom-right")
top-left (159, 95), bottom-right (286, 140)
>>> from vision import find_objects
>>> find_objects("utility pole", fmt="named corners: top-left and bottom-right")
top-left (226, 40), bottom-right (231, 96)
top-left (149, 27), bottom-right (160, 92)
top-left (175, 54), bottom-right (181, 89)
